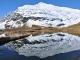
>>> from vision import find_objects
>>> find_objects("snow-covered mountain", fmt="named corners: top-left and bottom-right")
top-left (1, 2), bottom-right (80, 29)
top-left (5, 32), bottom-right (80, 58)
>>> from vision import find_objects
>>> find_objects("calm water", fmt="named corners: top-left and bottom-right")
top-left (0, 32), bottom-right (80, 60)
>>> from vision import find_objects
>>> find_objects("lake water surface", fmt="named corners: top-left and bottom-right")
top-left (0, 32), bottom-right (80, 60)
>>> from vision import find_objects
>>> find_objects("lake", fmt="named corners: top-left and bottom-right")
top-left (0, 32), bottom-right (80, 60)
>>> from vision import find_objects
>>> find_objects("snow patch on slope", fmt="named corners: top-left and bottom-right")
top-left (0, 22), bottom-right (6, 29)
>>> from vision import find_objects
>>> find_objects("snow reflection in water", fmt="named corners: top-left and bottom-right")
top-left (0, 34), bottom-right (5, 37)
top-left (4, 32), bottom-right (80, 58)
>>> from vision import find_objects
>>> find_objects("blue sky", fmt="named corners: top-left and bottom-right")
top-left (0, 0), bottom-right (80, 18)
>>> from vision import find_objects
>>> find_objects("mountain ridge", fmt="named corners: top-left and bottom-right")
top-left (0, 2), bottom-right (80, 29)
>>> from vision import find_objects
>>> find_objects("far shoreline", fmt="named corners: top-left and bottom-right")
top-left (0, 23), bottom-right (80, 45)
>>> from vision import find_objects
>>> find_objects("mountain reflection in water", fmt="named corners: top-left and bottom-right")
top-left (2, 32), bottom-right (80, 59)
top-left (0, 32), bottom-right (80, 60)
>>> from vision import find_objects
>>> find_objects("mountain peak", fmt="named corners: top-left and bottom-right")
top-left (17, 2), bottom-right (57, 10)
top-left (1, 2), bottom-right (80, 29)
top-left (36, 2), bottom-right (51, 6)
top-left (37, 2), bottom-right (47, 5)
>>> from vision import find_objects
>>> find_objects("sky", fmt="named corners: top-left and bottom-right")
top-left (0, 0), bottom-right (80, 18)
